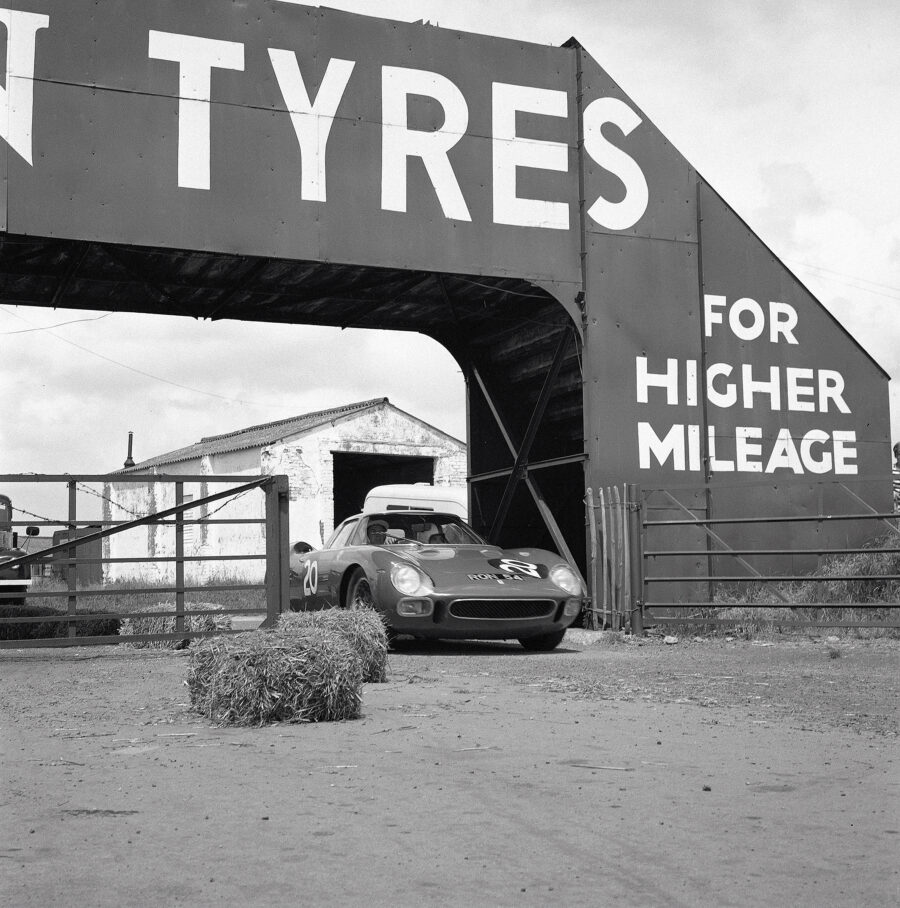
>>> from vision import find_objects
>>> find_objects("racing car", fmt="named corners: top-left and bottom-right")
top-left (289, 510), bottom-right (584, 650)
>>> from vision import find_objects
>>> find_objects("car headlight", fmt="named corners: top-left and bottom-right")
top-left (390, 562), bottom-right (433, 597)
top-left (549, 563), bottom-right (582, 596)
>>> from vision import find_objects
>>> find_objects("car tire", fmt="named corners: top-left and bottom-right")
top-left (518, 630), bottom-right (566, 651)
top-left (344, 568), bottom-right (398, 647)
top-left (344, 568), bottom-right (375, 611)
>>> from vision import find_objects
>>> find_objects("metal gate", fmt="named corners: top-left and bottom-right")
top-left (585, 478), bottom-right (900, 632)
top-left (0, 473), bottom-right (289, 647)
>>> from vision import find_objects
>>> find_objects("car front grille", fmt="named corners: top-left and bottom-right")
top-left (448, 600), bottom-right (556, 620)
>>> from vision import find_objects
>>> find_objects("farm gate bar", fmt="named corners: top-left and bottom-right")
top-left (0, 2), bottom-right (893, 593)
top-left (0, 473), bottom-right (289, 648)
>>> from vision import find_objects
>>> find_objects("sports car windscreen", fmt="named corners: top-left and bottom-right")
top-left (349, 513), bottom-right (484, 547)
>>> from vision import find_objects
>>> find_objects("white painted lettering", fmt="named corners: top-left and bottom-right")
top-left (704, 294), bottom-right (727, 337)
top-left (381, 66), bottom-right (471, 221)
top-left (832, 430), bottom-right (858, 474)
top-left (638, 422), bottom-right (685, 470)
top-left (148, 30), bottom-right (245, 191)
top-left (640, 422), bottom-right (855, 476)
top-left (687, 424), bottom-right (702, 471)
top-left (707, 427), bottom-right (734, 472)
top-left (707, 363), bottom-right (737, 408)
top-left (741, 364), bottom-right (781, 411)
top-left (685, 359), bottom-right (698, 406)
top-left (583, 97), bottom-right (648, 230)
top-left (0, 9), bottom-right (50, 165)
top-left (800, 429), bottom-right (832, 474)
top-left (636, 356), bottom-right (679, 405)
top-left (268, 51), bottom-right (355, 203)
top-left (729, 297), bottom-right (766, 341)
top-left (492, 82), bottom-right (569, 229)
top-left (785, 367), bottom-right (816, 412)
top-left (705, 295), bottom-right (801, 344)
top-left (818, 369), bottom-right (851, 414)
top-left (769, 301), bottom-right (799, 344)
top-left (735, 426), bottom-right (763, 472)
top-left (765, 428), bottom-right (803, 474)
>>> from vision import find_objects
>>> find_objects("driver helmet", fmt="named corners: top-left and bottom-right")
top-left (366, 519), bottom-right (388, 544)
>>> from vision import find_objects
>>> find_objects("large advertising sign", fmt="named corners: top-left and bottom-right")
top-left (2, 1), bottom-right (646, 282)
top-left (0, 0), bottom-right (891, 496)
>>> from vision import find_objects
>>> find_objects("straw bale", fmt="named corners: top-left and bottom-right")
top-left (278, 607), bottom-right (389, 683)
top-left (187, 627), bottom-right (363, 726)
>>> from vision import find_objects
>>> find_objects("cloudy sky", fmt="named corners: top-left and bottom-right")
top-left (3, 0), bottom-right (898, 522)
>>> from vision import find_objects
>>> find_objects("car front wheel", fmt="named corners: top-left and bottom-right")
top-left (344, 568), bottom-right (375, 611)
top-left (518, 630), bottom-right (566, 652)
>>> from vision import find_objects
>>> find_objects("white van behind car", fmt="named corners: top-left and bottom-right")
top-left (363, 484), bottom-right (468, 519)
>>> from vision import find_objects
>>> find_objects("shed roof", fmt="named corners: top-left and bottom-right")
top-left (120, 397), bottom-right (464, 471)
top-left (122, 398), bottom-right (393, 470)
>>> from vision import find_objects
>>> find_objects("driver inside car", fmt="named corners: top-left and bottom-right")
top-left (366, 519), bottom-right (388, 545)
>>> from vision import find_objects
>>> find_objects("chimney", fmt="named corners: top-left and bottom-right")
top-left (124, 431), bottom-right (135, 468)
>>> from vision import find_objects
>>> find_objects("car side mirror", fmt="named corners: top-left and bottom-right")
top-left (292, 541), bottom-right (314, 555)
top-left (26, 526), bottom-right (39, 537)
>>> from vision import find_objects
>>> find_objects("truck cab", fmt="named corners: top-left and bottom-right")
top-left (0, 494), bottom-right (37, 607)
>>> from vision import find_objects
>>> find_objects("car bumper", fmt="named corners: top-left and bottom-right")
top-left (385, 594), bottom-right (582, 639)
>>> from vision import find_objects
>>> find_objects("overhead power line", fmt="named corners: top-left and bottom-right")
top-left (0, 305), bottom-right (276, 408)
top-left (0, 312), bottom-right (112, 334)
top-left (786, 260), bottom-right (900, 302)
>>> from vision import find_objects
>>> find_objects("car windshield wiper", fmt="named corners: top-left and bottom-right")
top-left (386, 536), bottom-right (422, 547)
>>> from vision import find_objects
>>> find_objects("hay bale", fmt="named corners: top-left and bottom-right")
top-left (120, 602), bottom-right (232, 649)
top-left (187, 627), bottom-right (363, 726)
top-left (278, 607), bottom-right (389, 683)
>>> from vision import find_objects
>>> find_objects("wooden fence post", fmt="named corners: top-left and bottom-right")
top-left (263, 475), bottom-right (290, 628)
top-left (612, 485), bottom-right (623, 630)
top-left (628, 483), bottom-right (644, 635)
top-left (585, 488), bottom-right (599, 630)
top-left (175, 481), bottom-right (185, 635)
top-left (67, 480), bottom-right (77, 638)
top-left (599, 487), bottom-right (609, 630)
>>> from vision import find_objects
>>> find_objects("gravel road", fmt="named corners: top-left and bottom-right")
top-left (2, 631), bottom-right (897, 907)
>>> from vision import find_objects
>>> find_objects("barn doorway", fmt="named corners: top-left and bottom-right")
top-left (331, 452), bottom-right (435, 525)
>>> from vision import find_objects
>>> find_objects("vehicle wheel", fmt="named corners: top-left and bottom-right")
top-left (344, 568), bottom-right (375, 610)
top-left (518, 630), bottom-right (566, 651)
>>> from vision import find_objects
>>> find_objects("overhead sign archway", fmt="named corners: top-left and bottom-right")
top-left (0, 1), bottom-right (891, 581)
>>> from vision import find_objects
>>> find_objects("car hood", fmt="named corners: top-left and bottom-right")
top-left (387, 543), bottom-right (567, 588)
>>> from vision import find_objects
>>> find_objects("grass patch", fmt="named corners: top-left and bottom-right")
top-left (119, 602), bottom-right (233, 649)
top-left (0, 604), bottom-right (120, 641)
top-left (708, 536), bottom-right (900, 638)
top-left (22, 575), bottom-right (260, 646)
top-left (26, 574), bottom-right (264, 613)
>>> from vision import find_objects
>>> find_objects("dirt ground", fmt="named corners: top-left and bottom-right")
top-left (1, 630), bottom-right (898, 907)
